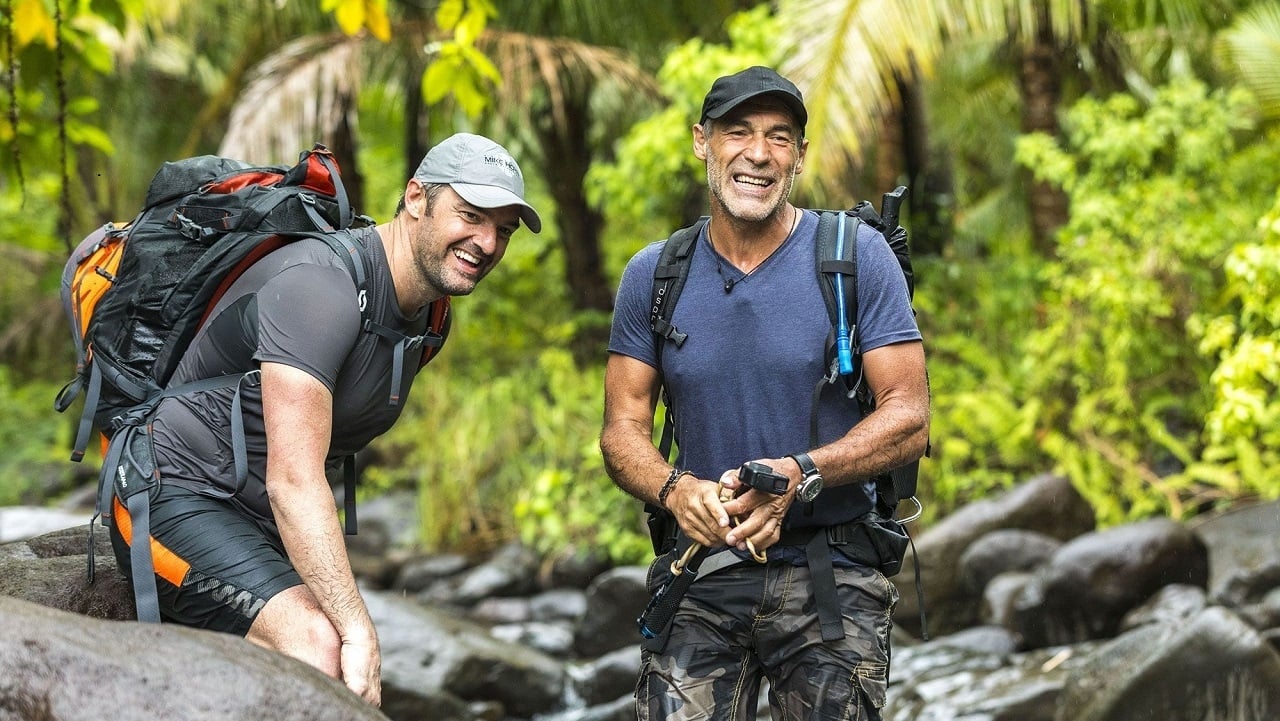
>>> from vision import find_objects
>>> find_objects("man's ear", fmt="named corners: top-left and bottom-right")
top-left (405, 179), bottom-right (425, 219)
top-left (693, 124), bottom-right (709, 161)
top-left (793, 137), bottom-right (809, 176)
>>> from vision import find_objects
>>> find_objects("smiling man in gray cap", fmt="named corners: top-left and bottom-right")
top-left (107, 132), bottom-right (540, 707)
top-left (602, 66), bottom-right (929, 720)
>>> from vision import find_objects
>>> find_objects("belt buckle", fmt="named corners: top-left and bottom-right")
top-left (827, 522), bottom-right (851, 546)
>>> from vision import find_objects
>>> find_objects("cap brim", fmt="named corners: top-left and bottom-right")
top-left (451, 183), bottom-right (543, 234)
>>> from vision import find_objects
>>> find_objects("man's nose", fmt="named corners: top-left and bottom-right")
top-left (743, 132), bottom-right (772, 162)
top-left (473, 223), bottom-right (500, 254)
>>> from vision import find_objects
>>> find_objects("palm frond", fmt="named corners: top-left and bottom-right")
top-left (218, 32), bottom-right (364, 164)
top-left (778, 0), bottom-right (985, 189)
top-left (480, 28), bottom-right (665, 147)
top-left (1215, 1), bottom-right (1280, 119)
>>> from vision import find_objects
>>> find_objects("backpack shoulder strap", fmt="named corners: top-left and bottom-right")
top-left (649, 217), bottom-right (706, 356)
top-left (649, 217), bottom-right (706, 464)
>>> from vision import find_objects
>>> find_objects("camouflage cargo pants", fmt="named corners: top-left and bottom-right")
top-left (636, 555), bottom-right (898, 721)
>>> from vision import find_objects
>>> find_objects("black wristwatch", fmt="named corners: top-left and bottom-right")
top-left (788, 452), bottom-right (824, 503)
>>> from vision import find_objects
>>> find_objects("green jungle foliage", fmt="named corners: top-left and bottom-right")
top-left (1015, 79), bottom-right (1280, 524)
top-left (1195, 190), bottom-right (1280, 498)
top-left (4, 6), bottom-right (1280, 566)
top-left (0, 371), bottom-right (75, 506)
top-left (367, 82), bottom-right (1280, 563)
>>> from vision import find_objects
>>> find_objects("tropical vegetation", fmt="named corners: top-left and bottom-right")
top-left (2, 0), bottom-right (1278, 563)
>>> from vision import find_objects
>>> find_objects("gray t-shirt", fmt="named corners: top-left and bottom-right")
top-left (608, 209), bottom-right (921, 528)
top-left (150, 227), bottom-right (437, 526)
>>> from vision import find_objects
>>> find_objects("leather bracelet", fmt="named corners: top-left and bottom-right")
top-left (657, 469), bottom-right (692, 509)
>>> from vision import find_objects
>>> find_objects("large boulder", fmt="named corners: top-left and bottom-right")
top-left (0, 595), bottom-right (387, 721)
top-left (363, 589), bottom-right (565, 720)
top-left (573, 566), bottom-right (649, 658)
top-left (1190, 500), bottom-right (1280, 613)
top-left (1011, 518), bottom-right (1208, 648)
top-left (0, 525), bottom-right (134, 620)
top-left (894, 474), bottom-right (1096, 637)
top-left (1056, 607), bottom-right (1280, 721)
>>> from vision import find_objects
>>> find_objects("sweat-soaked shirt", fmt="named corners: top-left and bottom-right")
top-left (149, 226), bottom-right (437, 529)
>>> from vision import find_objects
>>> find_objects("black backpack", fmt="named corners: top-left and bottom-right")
top-left (53, 144), bottom-right (451, 622)
top-left (648, 186), bottom-right (921, 511)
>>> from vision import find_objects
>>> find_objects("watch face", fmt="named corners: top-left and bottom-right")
top-left (797, 476), bottom-right (822, 502)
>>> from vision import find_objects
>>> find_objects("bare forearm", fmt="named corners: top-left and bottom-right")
top-left (600, 417), bottom-right (672, 506)
top-left (270, 478), bottom-right (373, 638)
top-left (807, 399), bottom-right (930, 488)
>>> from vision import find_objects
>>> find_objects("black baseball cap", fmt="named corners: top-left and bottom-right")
top-left (699, 66), bottom-right (808, 134)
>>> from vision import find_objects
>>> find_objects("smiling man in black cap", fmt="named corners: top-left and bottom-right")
top-left (602, 66), bottom-right (930, 720)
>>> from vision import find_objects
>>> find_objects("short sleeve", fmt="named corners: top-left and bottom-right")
top-left (607, 241), bottom-right (665, 368)
top-left (253, 262), bottom-right (362, 391)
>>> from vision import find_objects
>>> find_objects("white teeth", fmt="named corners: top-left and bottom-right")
top-left (454, 249), bottom-right (482, 265)
top-left (735, 175), bottom-right (769, 187)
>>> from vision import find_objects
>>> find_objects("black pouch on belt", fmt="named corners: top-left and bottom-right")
top-left (853, 514), bottom-right (910, 577)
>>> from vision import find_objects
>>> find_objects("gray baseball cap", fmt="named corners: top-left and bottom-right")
top-left (413, 133), bottom-right (542, 233)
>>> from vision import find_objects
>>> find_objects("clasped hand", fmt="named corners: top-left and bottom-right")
top-left (665, 458), bottom-right (796, 554)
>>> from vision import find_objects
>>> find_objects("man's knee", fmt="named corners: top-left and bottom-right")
top-left (246, 585), bottom-right (340, 675)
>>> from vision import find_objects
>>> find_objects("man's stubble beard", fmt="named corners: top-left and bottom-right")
top-left (705, 146), bottom-right (797, 224)
top-left (414, 224), bottom-right (483, 299)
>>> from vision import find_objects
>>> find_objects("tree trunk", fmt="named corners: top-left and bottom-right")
top-left (894, 70), bottom-right (952, 258)
top-left (331, 92), bottom-right (365, 215)
top-left (1018, 26), bottom-right (1069, 256)
top-left (404, 60), bottom-right (430, 185)
top-left (533, 94), bottom-right (613, 364)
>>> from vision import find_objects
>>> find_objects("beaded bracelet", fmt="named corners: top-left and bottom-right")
top-left (657, 468), bottom-right (693, 509)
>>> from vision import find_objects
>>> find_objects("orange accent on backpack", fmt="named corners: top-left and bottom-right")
top-left (66, 222), bottom-right (129, 351)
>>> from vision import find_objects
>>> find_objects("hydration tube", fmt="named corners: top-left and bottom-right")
top-left (833, 215), bottom-right (854, 377)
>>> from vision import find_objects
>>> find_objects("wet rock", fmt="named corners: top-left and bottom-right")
top-left (567, 645), bottom-right (641, 706)
top-left (983, 571), bottom-right (1033, 628)
top-left (393, 551), bottom-right (470, 593)
top-left (1013, 518), bottom-right (1208, 648)
top-left (1192, 501), bottom-right (1280, 612)
top-left (1119, 583), bottom-right (1207, 632)
top-left (1057, 606), bottom-right (1280, 721)
top-left (0, 524), bottom-right (134, 621)
top-left (491, 620), bottom-right (577, 657)
top-left (574, 566), bottom-right (648, 657)
top-left (0, 596), bottom-right (388, 721)
top-left (365, 589), bottom-right (564, 719)
top-left (959, 528), bottom-right (1062, 594)
top-left (532, 694), bottom-right (633, 721)
top-left (540, 546), bottom-right (613, 590)
top-left (894, 473), bottom-right (1095, 638)
top-left (423, 541), bottom-right (540, 606)
top-left (530, 588), bottom-right (588, 623)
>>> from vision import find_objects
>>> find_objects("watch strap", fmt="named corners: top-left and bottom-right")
top-left (789, 452), bottom-right (819, 479)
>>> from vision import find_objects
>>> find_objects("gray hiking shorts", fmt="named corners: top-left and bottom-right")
top-left (109, 482), bottom-right (302, 635)
top-left (637, 552), bottom-right (898, 721)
